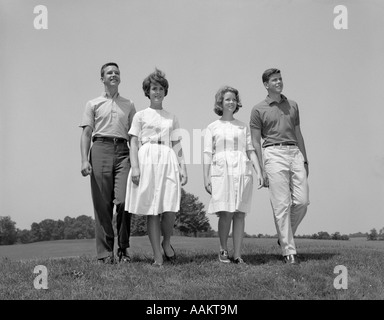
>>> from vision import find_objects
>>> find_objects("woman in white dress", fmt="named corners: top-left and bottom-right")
top-left (125, 69), bottom-right (188, 266)
top-left (203, 86), bottom-right (263, 264)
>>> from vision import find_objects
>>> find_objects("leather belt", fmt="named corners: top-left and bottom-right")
top-left (265, 142), bottom-right (297, 147)
top-left (93, 137), bottom-right (127, 144)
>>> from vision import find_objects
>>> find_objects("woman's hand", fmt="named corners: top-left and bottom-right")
top-left (180, 168), bottom-right (188, 186)
top-left (131, 167), bottom-right (140, 186)
top-left (204, 179), bottom-right (212, 195)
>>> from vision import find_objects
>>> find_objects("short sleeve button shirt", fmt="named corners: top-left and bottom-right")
top-left (80, 92), bottom-right (136, 141)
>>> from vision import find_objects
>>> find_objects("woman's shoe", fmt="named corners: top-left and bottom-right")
top-left (152, 261), bottom-right (163, 267)
top-left (161, 242), bottom-right (176, 261)
top-left (117, 248), bottom-right (131, 263)
top-left (233, 257), bottom-right (246, 264)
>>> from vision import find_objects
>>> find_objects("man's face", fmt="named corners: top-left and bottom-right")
top-left (265, 73), bottom-right (283, 94)
top-left (101, 65), bottom-right (120, 87)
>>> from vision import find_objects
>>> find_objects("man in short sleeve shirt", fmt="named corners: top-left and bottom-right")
top-left (250, 68), bottom-right (309, 264)
top-left (80, 62), bottom-right (136, 264)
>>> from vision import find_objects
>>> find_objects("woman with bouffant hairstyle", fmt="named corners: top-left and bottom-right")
top-left (125, 69), bottom-right (187, 267)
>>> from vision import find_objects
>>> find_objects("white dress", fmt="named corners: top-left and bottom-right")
top-left (125, 107), bottom-right (182, 215)
top-left (204, 119), bottom-right (255, 214)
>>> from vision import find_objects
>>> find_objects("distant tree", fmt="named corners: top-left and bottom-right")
top-left (367, 228), bottom-right (378, 241)
top-left (340, 234), bottom-right (350, 240)
top-left (75, 215), bottom-right (95, 238)
top-left (63, 216), bottom-right (77, 239)
top-left (29, 222), bottom-right (42, 242)
top-left (16, 229), bottom-right (32, 244)
top-left (176, 189), bottom-right (212, 237)
top-left (348, 232), bottom-right (368, 238)
top-left (316, 231), bottom-right (331, 240)
top-left (331, 232), bottom-right (341, 240)
top-left (379, 227), bottom-right (384, 241)
top-left (38, 219), bottom-right (58, 241)
top-left (51, 219), bottom-right (65, 240)
top-left (0, 216), bottom-right (17, 245)
top-left (63, 215), bottom-right (95, 239)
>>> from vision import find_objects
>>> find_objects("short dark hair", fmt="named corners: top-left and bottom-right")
top-left (100, 62), bottom-right (119, 77)
top-left (142, 68), bottom-right (169, 99)
top-left (214, 86), bottom-right (242, 116)
top-left (262, 68), bottom-right (281, 83)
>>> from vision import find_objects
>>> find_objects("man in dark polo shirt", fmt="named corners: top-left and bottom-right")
top-left (80, 62), bottom-right (136, 264)
top-left (250, 68), bottom-right (309, 264)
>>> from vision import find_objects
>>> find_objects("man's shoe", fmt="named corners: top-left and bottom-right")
top-left (98, 255), bottom-right (115, 264)
top-left (117, 248), bottom-right (131, 263)
top-left (283, 254), bottom-right (299, 265)
top-left (219, 250), bottom-right (230, 263)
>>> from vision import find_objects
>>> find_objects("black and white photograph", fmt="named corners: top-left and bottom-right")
top-left (1, 0), bottom-right (383, 306)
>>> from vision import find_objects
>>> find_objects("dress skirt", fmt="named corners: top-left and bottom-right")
top-left (125, 142), bottom-right (181, 215)
top-left (208, 151), bottom-right (253, 214)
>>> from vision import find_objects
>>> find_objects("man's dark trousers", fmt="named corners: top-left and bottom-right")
top-left (90, 139), bottom-right (131, 259)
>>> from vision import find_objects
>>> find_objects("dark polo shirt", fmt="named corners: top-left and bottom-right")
top-left (250, 94), bottom-right (300, 148)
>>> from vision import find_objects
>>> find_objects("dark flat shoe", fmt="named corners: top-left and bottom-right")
top-left (161, 242), bottom-right (176, 261)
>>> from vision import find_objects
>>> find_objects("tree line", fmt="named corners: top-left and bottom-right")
top-left (0, 189), bottom-right (214, 245)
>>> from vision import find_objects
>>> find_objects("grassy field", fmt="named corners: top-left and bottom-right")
top-left (0, 236), bottom-right (383, 301)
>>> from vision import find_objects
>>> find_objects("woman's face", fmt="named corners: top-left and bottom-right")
top-left (222, 91), bottom-right (237, 114)
top-left (149, 82), bottom-right (165, 104)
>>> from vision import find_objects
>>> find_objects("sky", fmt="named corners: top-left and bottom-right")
top-left (1, 0), bottom-right (384, 237)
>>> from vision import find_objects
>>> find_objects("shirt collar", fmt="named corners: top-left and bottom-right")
top-left (102, 91), bottom-right (120, 99)
top-left (265, 94), bottom-right (287, 105)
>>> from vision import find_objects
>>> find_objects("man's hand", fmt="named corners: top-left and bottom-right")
top-left (81, 161), bottom-right (92, 176)
top-left (263, 171), bottom-right (269, 188)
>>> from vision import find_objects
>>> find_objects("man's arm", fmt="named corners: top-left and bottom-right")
top-left (295, 125), bottom-right (309, 177)
top-left (250, 127), bottom-right (268, 187)
top-left (80, 126), bottom-right (93, 176)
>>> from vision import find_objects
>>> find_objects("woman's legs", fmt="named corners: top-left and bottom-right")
top-left (232, 211), bottom-right (245, 260)
top-left (147, 215), bottom-right (163, 264)
top-left (161, 211), bottom-right (176, 257)
top-left (218, 211), bottom-right (234, 252)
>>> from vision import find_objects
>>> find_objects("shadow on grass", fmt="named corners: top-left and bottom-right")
top-left (155, 251), bottom-right (339, 266)
top-left (242, 252), bottom-right (339, 265)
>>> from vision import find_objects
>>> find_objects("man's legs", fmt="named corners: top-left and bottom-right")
top-left (264, 146), bottom-right (296, 256)
top-left (290, 149), bottom-right (309, 235)
top-left (114, 143), bottom-right (131, 251)
top-left (90, 142), bottom-right (115, 260)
